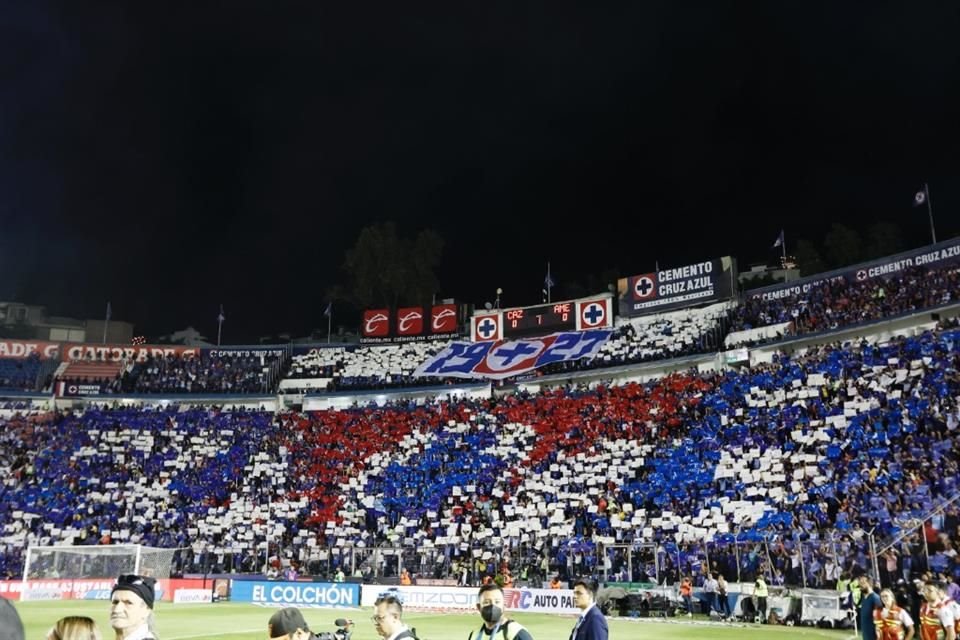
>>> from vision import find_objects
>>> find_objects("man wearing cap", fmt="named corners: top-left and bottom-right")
top-left (110, 574), bottom-right (157, 640)
top-left (268, 608), bottom-right (314, 640)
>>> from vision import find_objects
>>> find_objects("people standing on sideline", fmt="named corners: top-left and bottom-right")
top-left (267, 608), bottom-right (313, 640)
top-left (372, 591), bottom-right (418, 640)
top-left (47, 616), bottom-right (102, 640)
top-left (717, 573), bottom-right (731, 618)
top-left (873, 588), bottom-right (914, 640)
top-left (570, 579), bottom-right (608, 640)
top-left (919, 580), bottom-right (960, 640)
top-left (702, 572), bottom-right (718, 614)
top-left (680, 575), bottom-right (693, 617)
top-left (110, 574), bottom-right (157, 640)
top-left (859, 575), bottom-right (883, 640)
top-left (467, 583), bottom-right (533, 640)
top-left (754, 575), bottom-right (769, 623)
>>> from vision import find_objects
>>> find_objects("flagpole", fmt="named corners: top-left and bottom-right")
top-left (103, 302), bottom-right (110, 344)
top-left (546, 262), bottom-right (552, 304)
top-left (327, 306), bottom-right (332, 344)
top-left (217, 304), bottom-right (224, 346)
top-left (925, 183), bottom-right (937, 244)
top-left (781, 230), bottom-right (787, 265)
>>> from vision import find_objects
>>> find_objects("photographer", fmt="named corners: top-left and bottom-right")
top-left (268, 608), bottom-right (313, 640)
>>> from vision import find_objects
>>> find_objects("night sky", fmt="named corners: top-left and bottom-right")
top-left (2, 3), bottom-right (959, 342)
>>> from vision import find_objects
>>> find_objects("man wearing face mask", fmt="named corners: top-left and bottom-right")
top-left (468, 584), bottom-right (534, 640)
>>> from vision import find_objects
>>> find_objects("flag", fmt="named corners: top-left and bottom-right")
top-left (217, 304), bottom-right (225, 323)
top-left (544, 265), bottom-right (555, 289)
top-left (772, 230), bottom-right (784, 249)
top-left (323, 302), bottom-right (332, 317)
top-left (913, 187), bottom-right (927, 207)
top-left (105, 302), bottom-right (112, 321)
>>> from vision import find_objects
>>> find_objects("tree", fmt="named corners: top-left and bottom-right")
top-left (822, 223), bottom-right (862, 269)
top-left (863, 221), bottom-right (903, 260)
top-left (794, 238), bottom-right (826, 277)
top-left (340, 222), bottom-right (445, 309)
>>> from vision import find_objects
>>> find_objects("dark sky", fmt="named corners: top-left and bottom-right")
top-left (2, 3), bottom-right (959, 342)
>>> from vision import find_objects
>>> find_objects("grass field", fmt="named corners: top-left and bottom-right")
top-left (12, 601), bottom-right (856, 640)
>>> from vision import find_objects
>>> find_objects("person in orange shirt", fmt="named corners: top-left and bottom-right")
top-left (874, 588), bottom-right (915, 640)
top-left (680, 576), bottom-right (693, 617)
top-left (550, 576), bottom-right (562, 589)
top-left (400, 569), bottom-right (412, 586)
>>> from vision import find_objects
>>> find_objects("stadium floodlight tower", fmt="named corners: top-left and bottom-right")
top-left (21, 543), bottom-right (177, 601)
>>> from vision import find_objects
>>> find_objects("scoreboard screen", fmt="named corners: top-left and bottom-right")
top-left (503, 303), bottom-right (575, 338)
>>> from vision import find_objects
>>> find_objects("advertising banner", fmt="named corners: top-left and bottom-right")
top-left (357, 586), bottom-right (579, 614)
top-left (231, 580), bottom-right (360, 607)
top-left (414, 330), bottom-right (614, 380)
top-left (9, 578), bottom-right (176, 602)
top-left (360, 304), bottom-right (462, 344)
top-left (62, 344), bottom-right (200, 363)
top-left (618, 257), bottom-right (736, 317)
top-left (503, 588), bottom-right (580, 614)
top-left (0, 340), bottom-right (60, 360)
top-left (745, 237), bottom-right (960, 302)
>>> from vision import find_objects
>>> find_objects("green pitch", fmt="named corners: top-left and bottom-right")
top-left (13, 601), bottom-right (853, 640)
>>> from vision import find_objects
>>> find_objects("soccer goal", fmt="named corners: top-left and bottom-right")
top-left (20, 544), bottom-right (179, 601)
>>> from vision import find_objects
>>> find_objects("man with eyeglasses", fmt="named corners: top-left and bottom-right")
top-left (268, 608), bottom-right (314, 640)
top-left (372, 593), bottom-right (418, 640)
top-left (110, 574), bottom-right (157, 640)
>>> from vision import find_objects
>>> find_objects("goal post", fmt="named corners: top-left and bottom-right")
top-left (21, 544), bottom-right (179, 602)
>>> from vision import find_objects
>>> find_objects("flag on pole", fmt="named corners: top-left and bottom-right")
top-left (105, 301), bottom-right (112, 321)
top-left (772, 230), bottom-right (784, 249)
top-left (323, 302), bottom-right (332, 317)
top-left (544, 266), bottom-right (555, 289)
top-left (217, 305), bottom-right (225, 323)
top-left (913, 187), bottom-right (927, 207)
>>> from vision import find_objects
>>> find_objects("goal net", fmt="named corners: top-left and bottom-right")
top-left (21, 544), bottom-right (179, 602)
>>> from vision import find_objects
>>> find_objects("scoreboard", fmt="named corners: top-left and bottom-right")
top-left (504, 303), bottom-right (575, 338)
top-left (471, 295), bottom-right (614, 342)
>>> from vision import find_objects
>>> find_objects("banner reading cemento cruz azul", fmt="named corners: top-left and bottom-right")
top-left (745, 237), bottom-right (960, 302)
top-left (618, 256), bottom-right (736, 317)
top-left (231, 581), bottom-right (359, 607)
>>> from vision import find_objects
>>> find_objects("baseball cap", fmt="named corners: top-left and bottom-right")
top-left (269, 607), bottom-right (311, 638)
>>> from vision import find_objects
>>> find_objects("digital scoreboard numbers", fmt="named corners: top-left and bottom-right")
top-left (503, 302), bottom-right (576, 338)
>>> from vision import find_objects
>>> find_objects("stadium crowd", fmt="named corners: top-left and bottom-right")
top-left (2, 316), bottom-right (958, 598)
top-left (730, 263), bottom-right (959, 341)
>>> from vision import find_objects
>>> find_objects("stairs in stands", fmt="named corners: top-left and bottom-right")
top-left (59, 360), bottom-right (124, 381)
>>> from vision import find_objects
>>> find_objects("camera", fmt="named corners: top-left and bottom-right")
top-left (313, 618), bottom-right (353, 640)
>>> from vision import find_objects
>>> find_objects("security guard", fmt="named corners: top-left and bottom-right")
top-left (467, 584), bottom-right (533, 640)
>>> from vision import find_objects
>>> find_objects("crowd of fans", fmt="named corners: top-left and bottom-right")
top-left (731, 264), bottom-right (959, 340)
top-left (2, 317), bottom-right (958, 593)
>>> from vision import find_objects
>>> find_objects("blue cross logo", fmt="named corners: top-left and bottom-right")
top-left (634, 277), bottom-right (654, 298)
top-left (583, 303), bottom-right (604, 325)
top-left (478, 318), bottom-right (497, 339)
top-left (492, 342), bottom-right (539, 366)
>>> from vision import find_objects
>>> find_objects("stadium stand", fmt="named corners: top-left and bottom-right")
top-left (0, 354), bottom-right (47, 392)
top-left (3, 318), bottom-right (958, 591)
top-left (729, 263), bottom-right (959, 344)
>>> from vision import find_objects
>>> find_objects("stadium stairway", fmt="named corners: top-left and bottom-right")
top-left (59, 359), bottom-right (123, 381)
